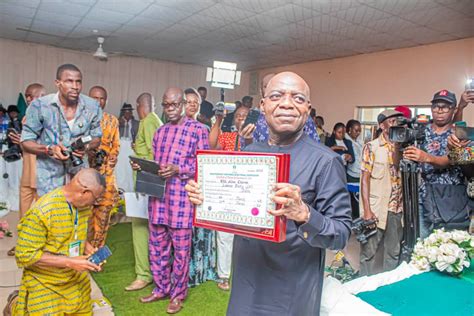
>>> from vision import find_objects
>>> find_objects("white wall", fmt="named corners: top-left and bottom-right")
top-left (258, 38), bottom-right (474, 129)
top-left (0, 38), bottom-right (250, 117)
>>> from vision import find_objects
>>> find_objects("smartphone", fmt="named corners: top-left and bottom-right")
top-left (455, 126), bottom-right (474, 141)
top-left (88, 245), bottom-right (112, 265)
top-left (466, 78), bottom-right (474, 92)
top-left (242, 109), bottom-right (260, 129)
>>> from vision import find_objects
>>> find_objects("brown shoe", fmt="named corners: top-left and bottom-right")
top-left (139, 293), bottom-right (168, 304)
top-left (125, 279), bottom-right (151, 291)
top-left (7, 246), bottom-right (15, 257)
top-left (217, 279), bottom-right (230, 291)
top-left (2, 290), bottom-right (18, 316)
top-left (166, 298), bottom-right (183, 314)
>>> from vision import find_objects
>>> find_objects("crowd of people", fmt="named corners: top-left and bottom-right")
top-left (1, 62), bottom-right (472, 315)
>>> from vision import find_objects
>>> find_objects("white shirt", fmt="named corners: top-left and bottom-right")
top-left (346, 134), bottom-right (363, 179)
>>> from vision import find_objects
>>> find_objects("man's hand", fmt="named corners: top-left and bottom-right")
top-left (130, 161), bottom-right (140, 171)
top-left (448, 134), bottom-right (471, 149)
top-left (343, 154), bottom-right (353, 162)
top-left (268, 183), bottom-right (310, 223)
top-left (185, 179), bottom-right (203, 205)
top-left (71, 148), bottom-right (85, 159)
top-left (108, 155), bottom-right (117, 168)
top-left (84, 241), bottom-right (97, 256)
top-left (403, 146), bottom-right (430, 163)
top-left (50, 144), bottom-right (70, 161)
top-left (458, 90), bottom-right (474, 109)
top-left (363, 209), bottom-right (377, 221)
top-left (66, 256), bottom-right (101, 272)
top-left (158, 164), bottom-right (179, 179)
top-left (239, 123), bottom-right (256, 140)
top-left (7, 131), bottom-right (21, 145)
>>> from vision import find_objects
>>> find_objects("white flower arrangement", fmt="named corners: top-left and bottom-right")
top-left (410, 229), bottom-right (474, 275)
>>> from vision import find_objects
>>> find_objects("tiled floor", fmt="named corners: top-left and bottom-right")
top-left (0, 211), bottom-right (113, 315)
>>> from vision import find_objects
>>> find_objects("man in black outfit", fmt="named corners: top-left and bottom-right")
top-left (197, 86), bottom-right (214, 127)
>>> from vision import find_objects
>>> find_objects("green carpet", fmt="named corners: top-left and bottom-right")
top-left (92, 223), bottom-right (230, 316)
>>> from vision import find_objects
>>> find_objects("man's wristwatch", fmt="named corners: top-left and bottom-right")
top-left (46, 145), bottom-right (53, 156)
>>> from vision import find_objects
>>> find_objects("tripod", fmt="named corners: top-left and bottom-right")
top-left (399, 158), bottom-right (420, 263)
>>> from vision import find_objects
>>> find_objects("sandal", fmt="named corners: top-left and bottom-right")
top-left (7, 246), bottom-right (15, 257)
top-left (217, 279), bottom-right (230, 291)
top-left (2, 290), bottom-right (19, 316)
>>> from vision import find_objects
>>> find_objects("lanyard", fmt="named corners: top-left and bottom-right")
top-left (67, 202), bottom-right (78, 240)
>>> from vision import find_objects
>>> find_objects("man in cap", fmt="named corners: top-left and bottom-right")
top-left (403, 90), bottom-right (466, 238)
top-left (360, 109), bottom-right (404, 276)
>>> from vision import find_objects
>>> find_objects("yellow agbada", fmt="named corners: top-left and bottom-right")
top-left (15, 188), bottom-right (92, 315)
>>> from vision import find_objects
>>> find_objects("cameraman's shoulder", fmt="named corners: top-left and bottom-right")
top-left (30, 93), bottom-right (55, 109)
top-left (80, 94), bottom-right (101, 110)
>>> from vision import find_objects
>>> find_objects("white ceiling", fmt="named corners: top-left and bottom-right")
top-left (0, 0), bottom-right (472, 70)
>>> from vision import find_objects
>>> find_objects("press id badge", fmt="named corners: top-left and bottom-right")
top-left (69, 240), bottom-right (82, 257)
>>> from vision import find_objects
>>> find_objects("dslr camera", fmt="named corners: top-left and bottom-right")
top-left (388, 114), bottom-right (430, 146)
top-left (3, 118), bottom-right (23, 162)
top-left (352, 218), bottom-right (378, 244)
top-left (63, 135), bottom-right (92, 167)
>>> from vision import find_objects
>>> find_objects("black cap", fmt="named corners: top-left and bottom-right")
top-left (7, 105), bottom-right (19, 113)
top-left (120, 103), bottom-right (134, 112)
top-left (431, 90), bottom-right (457, 105)
top-left (377, 109), bottom-right (403, 124)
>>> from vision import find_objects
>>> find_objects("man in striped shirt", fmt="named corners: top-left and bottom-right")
top-left (5, 169), bottom-right (105, 316)
top-left (137, 87), bottom-right (209, 314)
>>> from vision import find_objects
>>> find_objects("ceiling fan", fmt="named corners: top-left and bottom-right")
top-left (93, 36), bottom-right (108, 61)
top-left (16, 27), bottom-right (143, 61)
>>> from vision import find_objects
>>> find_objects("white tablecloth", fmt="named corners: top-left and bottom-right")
top-left (115, 139), bottom-right (135, 192)
top-left (0, 157), bottom-right (22, 211)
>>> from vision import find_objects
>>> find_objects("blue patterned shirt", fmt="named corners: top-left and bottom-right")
top-left (252, 112), bottom-right (320, 143)
top-left (419, 125), bottom-right (464, 200)
top-left (21, 93), bottom-right (102, 196)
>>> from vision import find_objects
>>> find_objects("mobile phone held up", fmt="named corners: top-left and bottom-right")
top-left (242, 109), bottom-right (260, 129)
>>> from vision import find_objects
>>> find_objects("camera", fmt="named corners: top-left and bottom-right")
top-left (389, 114), bottom-right (430, 146)
top-left (63, 135), bottom-right (92, 167)
top-left (95, 149), bottom-right (107, 168)
top-left (3, 118), bottom-right (22, 162)
top-left (352, 217), bottom-right (378, 244)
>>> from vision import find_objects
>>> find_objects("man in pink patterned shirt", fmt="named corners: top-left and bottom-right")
top-left (139, 87), bottom-right (209, 314)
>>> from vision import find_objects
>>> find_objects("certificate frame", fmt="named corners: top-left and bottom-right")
top-left (193, 150), bottom-right (290, 243)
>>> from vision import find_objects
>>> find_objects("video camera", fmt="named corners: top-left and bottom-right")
top-left (352, 217), bottom-right (378, 244)
top-left (63, 135), bottom-right (92, 167)
top-left (388, 114), bottom-right (430, 146)
top-left (3, 118), bottom-right (22, 162)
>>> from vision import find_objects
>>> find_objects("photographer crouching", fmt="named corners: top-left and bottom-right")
top-left (403, 90), bottom-right (471, 238)
top-left (359, 110), bottom-right (404, 276)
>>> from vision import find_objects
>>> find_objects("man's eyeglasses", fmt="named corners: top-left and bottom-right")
top-left (161, 102), bottom-right (183, 109)
top-left (266, 91), bottom-right (308, 105)
top-left (431, 103), bottom-right (455, 113)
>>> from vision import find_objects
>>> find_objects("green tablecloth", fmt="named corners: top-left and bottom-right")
top-left (357, 264), bottom-right (474, 315)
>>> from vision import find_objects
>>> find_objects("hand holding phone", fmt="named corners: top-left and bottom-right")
top-left (242, 109), bottom-right (260, 129)
top-left (88, 245), bottom-right (112, 266)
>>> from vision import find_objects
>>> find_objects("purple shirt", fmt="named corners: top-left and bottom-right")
top-left (149, 117), bottom-right (209, 228)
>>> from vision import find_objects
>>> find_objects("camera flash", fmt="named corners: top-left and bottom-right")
top-left (467, 78), bottom-right (473, 85)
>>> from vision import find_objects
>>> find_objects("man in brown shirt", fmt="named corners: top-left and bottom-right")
top-left (7, 83), bottom-right (46, 256)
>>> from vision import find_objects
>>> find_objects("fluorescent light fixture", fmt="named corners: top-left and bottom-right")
top-left (206, 61), bottom-right (241, 90)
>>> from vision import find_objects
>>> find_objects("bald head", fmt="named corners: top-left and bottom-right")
top-left (65, 168), bottom-right (105, 208)
top-left (25, 83), bottom-right (46, 105)
top-left (89, 85), bottom-right (108, 109)
top-left (162, 87), bottom-right (184, 123)
top-left (261, 73), bottom-right (276, 97)
top-left (136, 92), bottom-right (154, 120)
top-left (265, 72), bottom-right (310, 99)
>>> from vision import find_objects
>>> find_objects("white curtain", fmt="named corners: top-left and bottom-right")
top-left (0, 38), bottom-right (251, 117)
